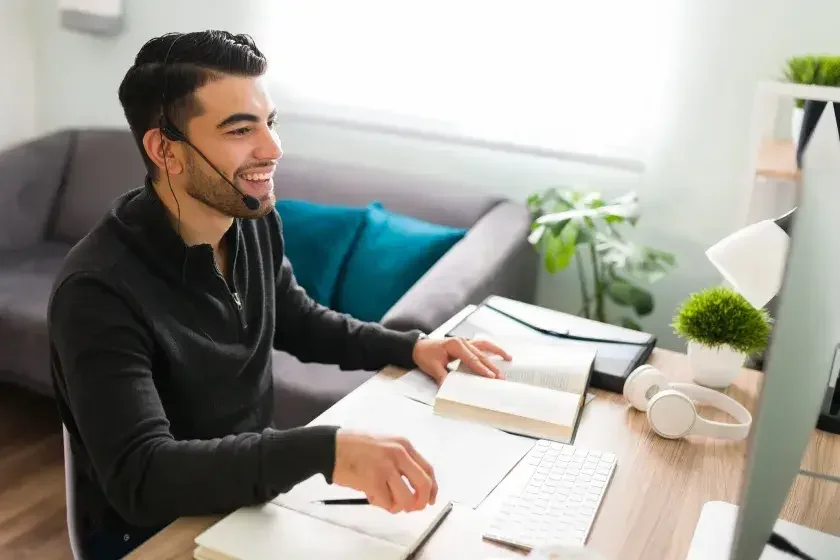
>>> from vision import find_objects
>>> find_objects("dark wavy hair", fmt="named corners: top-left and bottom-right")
top-left (118, 30), bottom-right (267, 178)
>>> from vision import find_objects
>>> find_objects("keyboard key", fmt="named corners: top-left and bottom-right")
top-left (593, 474), bottom-right (608, 483)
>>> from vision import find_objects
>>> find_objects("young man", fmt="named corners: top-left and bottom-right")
top-left (48, 30), bottom-right (510, 558)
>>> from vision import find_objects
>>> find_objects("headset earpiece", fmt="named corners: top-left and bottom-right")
top-left (159, 115), bottom-right (185, 143)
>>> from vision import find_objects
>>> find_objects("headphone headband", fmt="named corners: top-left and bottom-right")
top-left (159, 34), bottom-right (185, 140)
top-left (671, 382), bottom-right (752, 439)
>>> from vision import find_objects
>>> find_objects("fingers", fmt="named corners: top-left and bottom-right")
top-left (405, 442), bottom-right (438, 505)
top-left (450, 338), bottom-right (500, 379)
top-left (367, 476), bottom-right (394, 512)
top-left (428, 362), bottom-right (449, 385)
top-left (470, 339), bottom-right (513, 361)
top-left (393, 439), bottom-right (436, 509)
top-left (387, 473), bottom-right (416, 513)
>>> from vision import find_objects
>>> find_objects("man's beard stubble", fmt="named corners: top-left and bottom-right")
top-left (183, 152), bottom-right (273, 219)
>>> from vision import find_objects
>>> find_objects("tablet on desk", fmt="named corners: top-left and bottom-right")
top-left (446, 296), bottom-right (655, 394)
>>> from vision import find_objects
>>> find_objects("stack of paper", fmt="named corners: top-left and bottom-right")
top-left (294, 383), bottom-right (535, 508)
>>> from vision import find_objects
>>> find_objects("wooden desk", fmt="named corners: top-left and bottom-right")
top-left (129, 336), bottom-right (840, 559)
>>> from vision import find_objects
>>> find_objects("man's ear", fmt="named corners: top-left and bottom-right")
top-left (143, 128), bottom-right (184, 175)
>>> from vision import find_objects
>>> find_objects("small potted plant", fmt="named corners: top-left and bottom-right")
top-left (783, 54), bottom-right (840, 166)
top-left (672, 286), bottom-right (771, 388)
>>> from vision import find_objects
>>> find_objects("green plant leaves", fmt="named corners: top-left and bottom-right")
top-left (606, 279), bottom-right (654, 316)
top-left (597, 235), bottom-right (675, 284)
top-left (672, 286), bottom-right (772, 355)
top-left (620, 317), bottom-right (642, 330)
top-left (784, 55), bottom-right (840, 108)
top-left (526, 185), bottom-right (676, 328)
top-left (541, 221), bottom-right (579, 273)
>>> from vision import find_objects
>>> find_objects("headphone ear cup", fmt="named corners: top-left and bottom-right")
top-left (646, 390), bottom-right (697, 439)
top-left (624, 365), bottom-right (670, 412)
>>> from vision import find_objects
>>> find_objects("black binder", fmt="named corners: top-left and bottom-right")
top-left (444, 296), bottom-right (656, 394)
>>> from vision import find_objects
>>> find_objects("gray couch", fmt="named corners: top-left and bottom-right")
top-left (0, 127), bottom-right (537, 427)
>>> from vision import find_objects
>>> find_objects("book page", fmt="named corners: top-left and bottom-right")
top-left (457, 342), bottom-right (596, 395)
top-left (272, 493), bottom-right (452, 551)
top-left (194, 503), bottom-right (404, 560)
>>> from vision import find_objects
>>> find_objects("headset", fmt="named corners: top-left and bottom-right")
top-left (157, 34), bottom-right (261, 212)
top-left (623, 364), bottom-right (752, 440)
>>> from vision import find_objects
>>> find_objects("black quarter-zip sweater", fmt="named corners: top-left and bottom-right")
top-left (48, 177), bottom-right (422, 542)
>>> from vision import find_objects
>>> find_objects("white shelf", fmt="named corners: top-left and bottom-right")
top-left (757, 80), bottom-right (840, 104)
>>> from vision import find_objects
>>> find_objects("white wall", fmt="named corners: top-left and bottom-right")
top-left (0, 0), bottom-right (37, 151)
top-left (23, 0), bottom-right (840, 350)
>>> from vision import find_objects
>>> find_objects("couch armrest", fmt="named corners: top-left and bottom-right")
top-left (0, 130), bottom-right (76, 249)
top-left (381, 201), bottom-right (538, 333)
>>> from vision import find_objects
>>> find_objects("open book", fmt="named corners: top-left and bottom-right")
top-left (193, 498), bottom-right (453, 560)
top-left (433, 342), bottom-right (597, 443)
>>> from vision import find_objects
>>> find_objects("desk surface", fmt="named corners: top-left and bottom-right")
top-left (128, 312), bottom-right (840, 559)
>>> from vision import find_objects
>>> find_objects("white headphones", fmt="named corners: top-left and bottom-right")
top-left (623, 365), bottom-right (753, 440)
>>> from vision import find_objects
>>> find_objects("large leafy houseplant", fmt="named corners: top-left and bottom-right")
top-left (527, 188), bottom-right (676, 330)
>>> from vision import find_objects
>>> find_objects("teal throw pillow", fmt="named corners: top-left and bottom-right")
top-left (335, 202), bottom-right (467, 322)
top-left (274, 199), bottom-right (367, 307)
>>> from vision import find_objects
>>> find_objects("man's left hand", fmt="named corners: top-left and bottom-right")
top-left (412, 337), bottom-right (512, 385)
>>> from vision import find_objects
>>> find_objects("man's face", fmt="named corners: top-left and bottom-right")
top-left (179, 74), bottom-right (283, 219)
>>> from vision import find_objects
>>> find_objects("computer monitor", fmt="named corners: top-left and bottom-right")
top-left (729, 84), bottom-right (840, 558)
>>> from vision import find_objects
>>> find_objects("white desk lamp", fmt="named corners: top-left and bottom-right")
top-left (705, 219), bottom-right (790, 310)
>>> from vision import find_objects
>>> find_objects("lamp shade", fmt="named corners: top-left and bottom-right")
top-left (705, 219), bottom-right (790, 309)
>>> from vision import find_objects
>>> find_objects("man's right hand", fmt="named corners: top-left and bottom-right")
top-left (332, 429), bottom-right (438, 513)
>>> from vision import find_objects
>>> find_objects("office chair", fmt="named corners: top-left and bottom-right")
top-left (63, 425), bottom-right (88, 560)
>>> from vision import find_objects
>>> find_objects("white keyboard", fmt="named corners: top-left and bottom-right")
top-left (483, 439), bottom-right (617, 550)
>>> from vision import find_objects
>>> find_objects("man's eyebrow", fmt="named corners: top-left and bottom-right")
top-left (216, 110), bottom-right (278, 129)
top-left (217, 113), bottom-right (258, 129)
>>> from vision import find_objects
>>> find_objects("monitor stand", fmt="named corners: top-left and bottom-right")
top-left (687, 501), bottom-right (840, 559)
top-left (817, 383), bottom-right (840, 434)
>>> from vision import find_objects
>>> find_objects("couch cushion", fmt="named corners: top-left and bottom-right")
top-left (274, 199), bottom-right (366, 307)
top-left (335, 202), bottom-right (467, 322)
top-left (0, 130), bottom-right (75, 249)
top-left (0, 243), bottom-right (73, 391)
top-left (50, 128), bottom-right (146, 243)
top-left (271, 350), bottom-right (376, 429)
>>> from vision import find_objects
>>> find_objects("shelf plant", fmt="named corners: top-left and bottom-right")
top-left (526, 188), bottom-right (676, 330)
top-left (783, 54), bottom-right (840, 165)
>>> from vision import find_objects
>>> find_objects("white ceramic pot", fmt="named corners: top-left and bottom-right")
top-left (792, 105), bottom-right (804, 147)
top-left (687, 341), bottom-right (745, 389)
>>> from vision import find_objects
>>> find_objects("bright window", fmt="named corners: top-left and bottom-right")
top-left (263, 0), bottom-right (681, 166)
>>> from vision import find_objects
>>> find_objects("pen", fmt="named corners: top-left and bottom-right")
top-left (316, 498), bottom-right (370, 505)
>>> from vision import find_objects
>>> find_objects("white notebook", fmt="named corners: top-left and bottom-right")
top-left (433, 342), bottom-right (597, 443)
top-left (193, 499), bottom-right (453, 560)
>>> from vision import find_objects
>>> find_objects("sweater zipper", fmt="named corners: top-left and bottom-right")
top-left (214, 266), bottom-right (243, 337)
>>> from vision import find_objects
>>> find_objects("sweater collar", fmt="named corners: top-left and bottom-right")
top-left (129, 176), bottom-right (242, 282)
